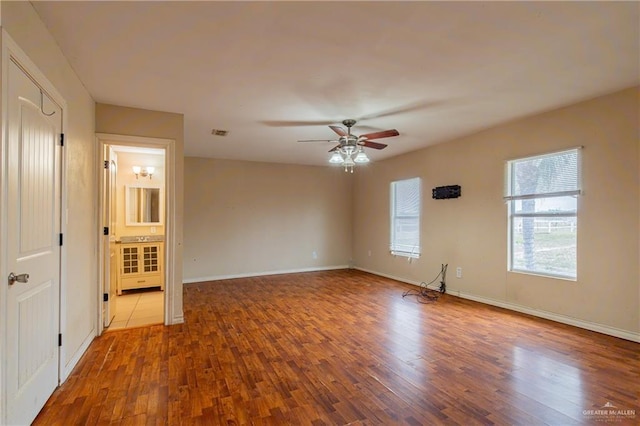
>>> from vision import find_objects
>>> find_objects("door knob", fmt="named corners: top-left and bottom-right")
top-left (8, 272), bottom-right (29, 286)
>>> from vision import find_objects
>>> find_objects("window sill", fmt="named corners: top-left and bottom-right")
top-left (390, 251), bottom-right (420, 259)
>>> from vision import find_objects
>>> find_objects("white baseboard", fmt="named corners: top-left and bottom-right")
top-left (62, 329), bottom-right (96, 383)
top-left (355, 266), bottom-right (423, 286)
top-left (170, 314), bottom-right (184, 325)
top-left (452, 291), bottom-right (640, 343)
top-left (183, 265), bottom-right (350, 284)
top-left (354, 267), bottom-right (640, 343)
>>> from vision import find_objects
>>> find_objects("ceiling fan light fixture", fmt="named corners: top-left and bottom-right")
top-left (354, 150), bottom-right (369, 163)
top-left (329, 151), bottom-right (344, 164)
top-left (304, 119), bottom-right (399, 172)
top-left (342, 156), bottom-right (356, 173)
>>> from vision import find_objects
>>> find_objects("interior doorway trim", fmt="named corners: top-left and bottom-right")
top-left (96, 133), bottom-right (177, 335)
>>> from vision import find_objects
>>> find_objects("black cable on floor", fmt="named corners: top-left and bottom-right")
top-left (402, 264), bottom-right (447, 303)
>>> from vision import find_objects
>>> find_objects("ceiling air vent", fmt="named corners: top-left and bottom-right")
top-left (211, 129), bottom-right (229, 137)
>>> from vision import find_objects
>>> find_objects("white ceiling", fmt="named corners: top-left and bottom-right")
top-left (32, 1), bottom-right (639, 166)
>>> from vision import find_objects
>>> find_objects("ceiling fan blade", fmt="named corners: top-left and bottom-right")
top-left (362, 140), bottom-right (388, 150)
top-left (297, 139), bottom-right (336, 143)
top-left (329, 125), bottom-right (347, 136)
top-left (329, 145), bottom-right (341, 152)
top-left (360, 129), bottom-right (399, 140)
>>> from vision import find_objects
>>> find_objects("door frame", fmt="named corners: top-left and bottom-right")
top-left (102, 145), bottom-right (117, 328)
top-left (0, 31), bottom-right (68, 424)
top-left (96, 133), bottom-right (176, 335)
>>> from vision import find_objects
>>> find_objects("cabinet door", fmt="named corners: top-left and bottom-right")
top-left (121, 246), bottom-right (140, 275)
top-left (142, 244), bottom-right (160, 273)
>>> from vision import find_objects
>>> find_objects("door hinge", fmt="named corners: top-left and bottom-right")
top-left (58, 333), bottom-right (62, 347)
top-left (59, 233), bottom-right (63, 246)
top-left (104, 160), bottom-right (109, 169)
top-left (103, 227), bottom-right (109, 236)
top-left (103, 293), bottom-right (109, 302)
top-left (60, 133), bottom-right (65, 147)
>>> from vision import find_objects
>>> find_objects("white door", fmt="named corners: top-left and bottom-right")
top-left (5, 59), bottom-right (62, 425)
top-left (103, 147), bottom-right (117, 327)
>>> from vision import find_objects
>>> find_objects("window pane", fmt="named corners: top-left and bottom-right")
top-left (513, 196), bottom-right (577, 215)
top-left (511, 216), bottom-right (577, 278)
top-left (392, 217), bottom-right (420, 252)
top-left (507, 148), bottom-right (580, 278)
top-left (390, 177), bottom-right (421, 256)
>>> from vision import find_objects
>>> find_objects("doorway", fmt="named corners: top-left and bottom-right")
top-left (97, 134), bottom-right (175, 334)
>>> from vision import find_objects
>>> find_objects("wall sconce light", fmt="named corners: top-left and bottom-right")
top-left (132, 166), bottom-right (155, 179)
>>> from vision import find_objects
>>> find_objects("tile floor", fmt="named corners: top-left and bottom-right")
top-left (107, 289), bottom-right (164, 330)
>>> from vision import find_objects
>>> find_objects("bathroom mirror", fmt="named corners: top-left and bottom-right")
top-left (126, 186), bottom-right (163, 226)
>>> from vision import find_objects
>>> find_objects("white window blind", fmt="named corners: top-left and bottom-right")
top-left (505, 148), bottom-right (581, 201)
top-left (390, 177), bottom-right (421, 258)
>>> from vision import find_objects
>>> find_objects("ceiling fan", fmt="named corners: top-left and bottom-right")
top-left (298, 119), bottom-right (399, 172)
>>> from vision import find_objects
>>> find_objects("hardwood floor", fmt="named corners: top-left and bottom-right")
top-left (34, 270), bottom-right (639, 425)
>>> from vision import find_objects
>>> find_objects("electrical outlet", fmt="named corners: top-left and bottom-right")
top-left (456, 267), bottom-right (462, 278)
top-left (368, 250), bottom-right (372, 257)
top-left (312, 251), bottom-right (318, 259)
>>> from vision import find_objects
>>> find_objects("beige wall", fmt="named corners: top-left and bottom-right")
top-left (95, 103), bottom-right (184, 323)
top-left (353, 87), bottom-right (639, 335)
top-left (114, 152), bottom-right (165, 237)
top-left (1, 1), bottom-right (98, 372)
top-left (183, 158), bottom-right (352, 280)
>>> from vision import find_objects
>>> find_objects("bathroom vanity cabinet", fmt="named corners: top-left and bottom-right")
top-left (118, 241), bottom-right (164, 294)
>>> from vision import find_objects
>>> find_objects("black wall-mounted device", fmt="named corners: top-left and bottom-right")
top-left (432, 185), bottom-right (461, 200)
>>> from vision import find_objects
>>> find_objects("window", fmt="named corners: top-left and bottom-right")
top-left (390, 177), bottom-right (421, 258)
top-left (505, 148), bottom-right (581, 279)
